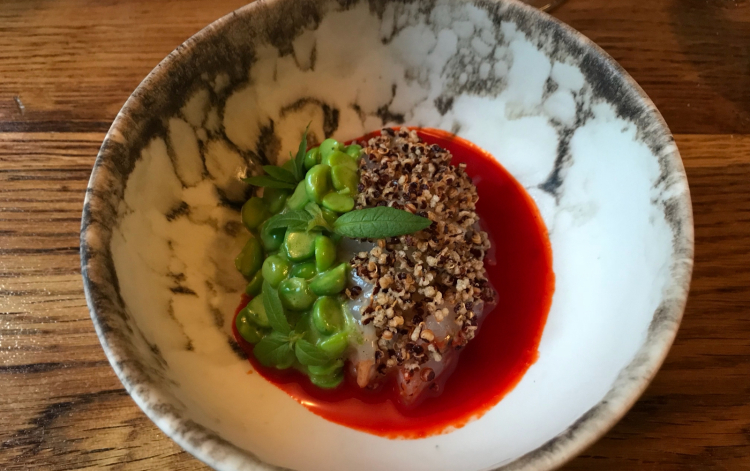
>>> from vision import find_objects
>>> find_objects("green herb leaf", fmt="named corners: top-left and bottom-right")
top-left (264, 210), bottom-right (312, 233)
top-left (262, 281), bottom-right (291, 334)
top-left (293, 124), bottom-right (310, 181)
top-left (295, 339), bottom-right (332, 366)
top-left (243, 175), bottom-right (296, 190)
top-left (253, 331), bottom-right (294, 368)
top-left (262, 165), bottom-right (297, 184)
top-left (333, 207), bottom-right (432, 239)
top-left (305, 202), bottom-right (333, 232)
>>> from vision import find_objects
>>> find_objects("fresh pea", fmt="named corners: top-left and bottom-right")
top-left (304, 147), bottom-right (321, 170)
top-left (260, 220), bottom-right (285, 252)
top-left (235, 236), bottom-right (263, 279)
top-left (322, 192), bottom-right (354, 213)
top-left (344, 144), bottom-right (362, 159)
top-left (308, 358), bottom-right (344, 376)
top-left (322, 150), bottom-right (358, 171)
top-left (310, 371), bottom-right (343, 389)
top-left (262, 188), bottom-right (289, 214)
top-left (278, 277), bottom-right (316, 311)
top-left (314, 235), bottom-right (336, 272)
top-left (312, 296), bottom-right (344, 334)
top-left (321, 208), bottom-right (338, 226)
top-left (287, 180), bottom-right (310, 210)
top-left (241, 197), bottom-right (270, 230)
top-left (245, 270), bottom-right (263, 296)
top-left (319, 138), bottom-right (343, 158)
top-left (317, 331), bottom-right (348, 356)
top-left (261, 255), bottom-right (291, 288)
top-left (236, 311), bottom-right (264, 344)
top-left (331, 165), bottom-right (359, 195)
top-left (309, 263), bottom-right (347, 296)
top-left (304, 164), bottom-right (332, 204)
top-left (282, 230), bottom-right (317, 262)
top-left (290, 261), bottom-right (317, 280)
top-left (243, 294), bottom-right (270, 327)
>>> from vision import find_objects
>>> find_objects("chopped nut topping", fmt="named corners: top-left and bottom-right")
top-left (351, 128), bottom-right (497, 373)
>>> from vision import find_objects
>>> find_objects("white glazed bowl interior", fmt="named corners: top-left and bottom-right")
top-left (81, 0), bottom-right (693, 470)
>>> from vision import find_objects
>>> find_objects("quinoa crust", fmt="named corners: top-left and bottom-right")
top-left (349, 128), bottom-right (496, 379)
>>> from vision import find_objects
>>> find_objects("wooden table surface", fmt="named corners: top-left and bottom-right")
top-left (1, 0), bottom-right (748, 469)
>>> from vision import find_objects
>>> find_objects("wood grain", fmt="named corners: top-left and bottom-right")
top-left (0, 0), bottom-right (748, 470)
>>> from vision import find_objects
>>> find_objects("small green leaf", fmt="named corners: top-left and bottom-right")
top-left (253, 331), bottom-right (294, 368)
top-left (262, 281), bottom-right (291, 334)
top-left (295, 339), bottom-right (332, 366)
top-left (305, 202), bottom-right (333, 232)
top-left (264, 210), bottom-right (312, 233)
top-left (243, 175), bottom-right (296, 190)
top-left (294, 124), bottom-right (311, 181)
top-left (262, 165), bottom-right (297, 184)
top-left (333, 207), bottom-right (432, 239)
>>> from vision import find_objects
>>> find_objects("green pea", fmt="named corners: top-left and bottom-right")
top-left (235, 236), bottom-right (263, 280)
top-left (322, 150), bottom-right (358, 171)
top-left (319, 138), bottom-right (343, 158)
top-left (236, 311), bottom-right (264, 344)
top-left (322, 193), bottom-right (354, 213)
top-left (344, 144), bottom-right (362, 159)
top-left (310, 371), bottom-right (343, 389)
top-left (331, 165), bottom-right (359, 195)
top-left (304, 164), bottom-right (332, 204)
top-left (278, 277), bottom-right (316, 311)
top-left (282, 230), bottom-right (317, 262)
top-left (287, 180), bottom-right (310, 210)
top-left (304, 147), bottom-right (321, 170)
top-left (261, 255), bottom-right (291, 288)
top-left (262, 188), bottom-right (289, 214)
top-left (290, 261), bottom-right (317, 280)
top-left (314, 235), bottom-right (336, 272)
top-left (317, 331), bottom-right (348, 356)
top-left (260, 220), bottom-right (285, 251)
top-left (312, 296), bottom-right (344, 334)
top-left (241, 197), bottom-right (270, 230)
top-left (242, 294), bottom-right (270, 327)
top-left (308, 358), bottom-right (344, 376)
top-left (245, 270), bottom-right (263, 296)
top-left (310, 263), bottom-right (347, 296)
top-left (322, 208), bottom-right (339, 226)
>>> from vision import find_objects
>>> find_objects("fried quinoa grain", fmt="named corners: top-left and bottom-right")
top-left (352, 128), bottom-right (496, 376)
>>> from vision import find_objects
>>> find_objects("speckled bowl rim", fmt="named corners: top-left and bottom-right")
top-left (80, 0), bottom-right (694, 470)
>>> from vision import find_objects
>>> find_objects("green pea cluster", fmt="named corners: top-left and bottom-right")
top-left (234, 138), bottom-right (362, 389)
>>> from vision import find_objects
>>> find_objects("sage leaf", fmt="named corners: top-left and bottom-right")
top-left (333, 207), bottom-right (432, 239)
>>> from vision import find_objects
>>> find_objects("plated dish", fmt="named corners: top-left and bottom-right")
top-left (231, 127), bottom-right (553, 436)
top-left (80, 0), bottom-right (693, 469)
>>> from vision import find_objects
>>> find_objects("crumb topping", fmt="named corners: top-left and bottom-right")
top-left (351, 127), bottom-right (496, 375)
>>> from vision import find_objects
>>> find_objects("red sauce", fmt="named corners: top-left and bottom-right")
top-left (232, 128), bottom-right (554, 439)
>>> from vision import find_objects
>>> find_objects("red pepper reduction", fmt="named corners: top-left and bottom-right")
top-left (232, 128), bottom-right (555, 439)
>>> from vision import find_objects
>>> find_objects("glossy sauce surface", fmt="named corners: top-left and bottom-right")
top-left (232, 128), bottom-right (555, 438)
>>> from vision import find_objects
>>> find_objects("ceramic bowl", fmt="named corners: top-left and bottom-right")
top-left (80, 0), bottom-right (694, 469)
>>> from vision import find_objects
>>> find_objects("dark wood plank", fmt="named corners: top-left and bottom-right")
top-left (0, 0), bottom-right (748, 134)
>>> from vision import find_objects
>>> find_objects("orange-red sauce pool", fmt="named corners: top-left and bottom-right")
top-left (232, 128), bottom-right (554, 438)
